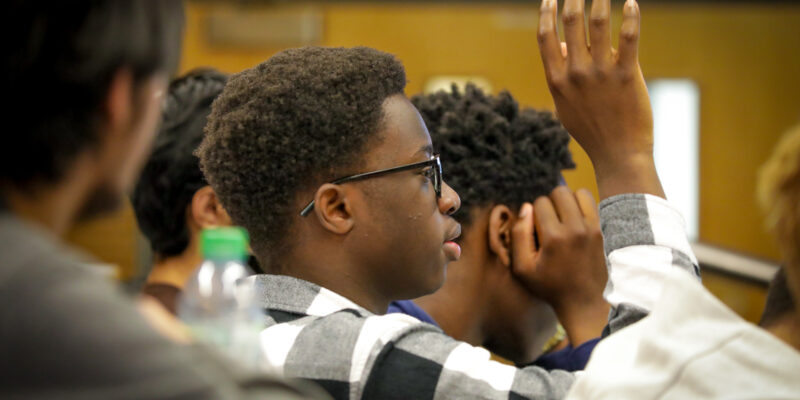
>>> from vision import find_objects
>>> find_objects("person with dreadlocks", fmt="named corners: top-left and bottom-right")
top-left (387, 84), bottom-right (608, 371)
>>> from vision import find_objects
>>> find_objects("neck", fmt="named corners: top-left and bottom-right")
top-left (147, 242), bottom-right (203, 289)
top-left (414, 256), bottom-right (489, 346)
top-left (766, 314), bottom-right (800, 352)
top-left (3, 158), bottom-right (96, 236)
top-left (279, 242), bottom-right (393, 315)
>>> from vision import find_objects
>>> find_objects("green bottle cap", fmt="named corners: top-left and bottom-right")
top-left (200, 227), bottom-right (249, 260)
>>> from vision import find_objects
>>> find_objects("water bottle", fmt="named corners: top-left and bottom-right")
top-left (177, 227), bottom-right (264, 369)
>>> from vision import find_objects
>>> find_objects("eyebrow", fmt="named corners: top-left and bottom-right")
top-left (416, 144), bottom-right (433, 157)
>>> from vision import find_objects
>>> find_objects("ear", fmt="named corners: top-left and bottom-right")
top-left (488, 204), bottom-right (514, 268)
top-left (190, 186), bottom-right (233, 229)
top-left (312, 183), bottom-right (355, 235)
top-left (102, 68), bottom-right (135, 143)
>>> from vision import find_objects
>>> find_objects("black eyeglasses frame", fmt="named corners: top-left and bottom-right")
top-left (299, 154), bottom-right (442, 217)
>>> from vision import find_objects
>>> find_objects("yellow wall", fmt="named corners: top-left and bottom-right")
top-left (67, 1), bottom-right (800, 321)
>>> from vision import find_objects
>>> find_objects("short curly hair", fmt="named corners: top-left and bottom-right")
top-left (132, 68), bottom-right (227, 257)
top-left (197, 47), bottom-right (406, 263)
top-left (411, 84), bottom-right (574, 226)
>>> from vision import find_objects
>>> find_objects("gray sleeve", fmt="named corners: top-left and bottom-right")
top-left (0, 257), bottom-right (325, 400)
top-left (598, 194), bottom-right (700, 336)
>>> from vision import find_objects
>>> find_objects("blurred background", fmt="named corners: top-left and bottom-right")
top-left (67, 0), bottom-right (800, 323)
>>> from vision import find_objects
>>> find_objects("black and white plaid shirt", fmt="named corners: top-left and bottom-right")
top-left (252, 193), bottom-right (699, 399)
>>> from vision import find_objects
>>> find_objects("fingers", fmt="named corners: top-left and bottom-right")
top-left (533, 195), bottom-right (560, 239)
top-left (538, 0), bottom-right (565, 77)
top-left (574, 189), bottom-right (599, 227)
top-left (618, 0), bottom-right (641, 71)
top-left (511, 203), bottom-right (536, 270)
top-left (550, 186), bottom-right (584, 229)
top-left (562, 0), bottom-right (591, 69)
top-left (588, 0), bottom-right (612, 67)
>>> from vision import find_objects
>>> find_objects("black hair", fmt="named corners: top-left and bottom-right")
top-left (132, 69), bottom-right (227, 257)
top-left (197, 46), bottom-right (406, 264)
top-left (760, 267), bottom-right (796, 327)
top-left (411, 84), bottom-right (574, 226)
top-left (2, 0), bottom-right (183, 188)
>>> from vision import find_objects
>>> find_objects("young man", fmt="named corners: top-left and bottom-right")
top-left (132, 68), bottom-right (239, 314)
top-left (197, 0), bottom-right (698, 395)
top-left (388, 85), bottom-right (608, 369)
top-left (1, 2), bottom-right (320, 398)
top-left (529, 0), bottom-right (800, 397)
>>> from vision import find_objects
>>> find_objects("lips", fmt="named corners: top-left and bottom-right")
top-left (445, 223), bottom-right (462, 243)
top-left (443, 241), bottom-right (462, 261)
top-left (442, 223), bottom-right (462, 261)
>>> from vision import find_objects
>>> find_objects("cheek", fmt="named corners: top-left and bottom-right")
top-left (118, 97), bottom-right (162, 190)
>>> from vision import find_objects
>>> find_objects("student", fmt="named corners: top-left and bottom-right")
top-left (386, 85), bottom-right (608, 370)
top-left (530, 0), bottom-right (800, 397)
top-left (0, 2), bottom-right (321, 398)
top-left (132, 68), bottom-right (239, 314)
top-left (197, 1), bottom-right (698, 393)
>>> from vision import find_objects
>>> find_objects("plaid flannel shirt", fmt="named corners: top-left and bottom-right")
top-left (253, 193), bottom-right (700, 400)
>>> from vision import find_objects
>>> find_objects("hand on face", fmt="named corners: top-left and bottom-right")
top-left (510, 187), bottom-right (609, 345)
top-left (538, 0), bottom-right (664, 200)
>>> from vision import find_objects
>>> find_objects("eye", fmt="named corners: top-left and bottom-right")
top-left (420, 167), bottom-right (434, 180)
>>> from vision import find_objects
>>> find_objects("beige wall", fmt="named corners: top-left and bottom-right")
top-left (67, 1), bottom-right (800, 321)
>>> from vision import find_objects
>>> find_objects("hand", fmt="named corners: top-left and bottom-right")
top-left (511, 187), bottom-right (609, 345)
top-left (538, 0), bottom-right (664, 199)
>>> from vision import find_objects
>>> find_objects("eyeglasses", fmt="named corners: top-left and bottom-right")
top-left (300, 154), bottom-right (442, 217)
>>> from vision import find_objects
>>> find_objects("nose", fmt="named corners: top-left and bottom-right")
top-left (438, 181), bottom-right (460, 216)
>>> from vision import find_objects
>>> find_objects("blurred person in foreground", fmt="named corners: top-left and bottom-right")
top-left (195, 0), bottom-right (698, 397)
top-left (386, 84), bottom-right (608, 370)
top-left (0, 1), bottom-right (322, 398)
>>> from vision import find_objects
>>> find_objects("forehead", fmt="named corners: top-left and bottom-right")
top-left (366, 94), bottom-right (433, 167)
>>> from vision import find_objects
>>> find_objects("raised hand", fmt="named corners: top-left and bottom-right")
top-left (538, 0), bottom-right (665, 199)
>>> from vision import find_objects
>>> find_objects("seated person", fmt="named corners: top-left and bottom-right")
top-left (196, 25), bottom-right (698, 397)
top-left (1, 1), bottom-right (320, 398)
top-left (386, 85), bottom-right (608, 370)
top-left (132, 68), bottom-right (252, 314)
top-left (530, 0), bottom-right (798, 397)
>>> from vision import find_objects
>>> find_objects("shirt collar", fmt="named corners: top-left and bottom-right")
top-left (250, 274), bottom-right (371, 317)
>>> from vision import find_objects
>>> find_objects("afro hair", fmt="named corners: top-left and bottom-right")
top-left (411, 84), bottom-right (574, 226)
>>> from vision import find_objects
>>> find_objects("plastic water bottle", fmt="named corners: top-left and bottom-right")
top-left (177, 227), bottom-right (264, 369)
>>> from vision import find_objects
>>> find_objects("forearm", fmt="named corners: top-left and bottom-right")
top-left (555, 301), bottom-right (610, 347)
top-left (592, 153), bottom-right (665, 201)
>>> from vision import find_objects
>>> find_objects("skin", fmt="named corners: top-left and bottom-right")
top-left (415, 204), bottom-right (609, 365)
top-left (287, 94), bottom-right (462, 314)
top-left (415, 206), bottom-right (560, 364)
top-left (146, 185), bottom-right (233, 289)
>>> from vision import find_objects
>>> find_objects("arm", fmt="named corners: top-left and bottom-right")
top-left (531, 0), bottom-right (699, 336)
